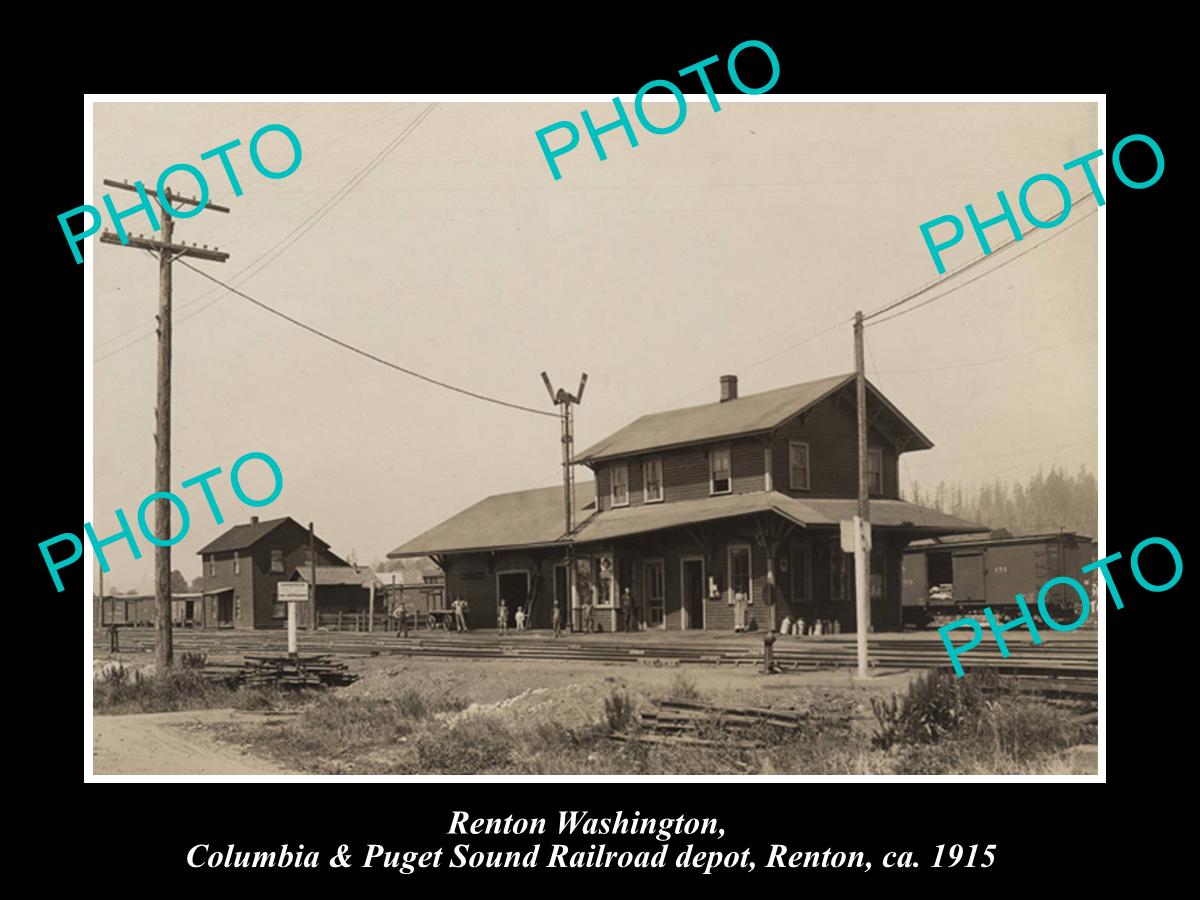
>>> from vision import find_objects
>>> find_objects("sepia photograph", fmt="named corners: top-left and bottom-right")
top-left (86, 97), bottom-right (1100, 777)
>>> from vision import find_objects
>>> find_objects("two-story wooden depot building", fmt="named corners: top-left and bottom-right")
top-left (389, 374), bottom-right (982, 633)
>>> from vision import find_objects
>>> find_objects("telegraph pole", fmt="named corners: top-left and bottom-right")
top-left (100, 180), bottom-right (230, 673)
top-left (853, 311), bottom-right (871, 678)
top-left (309, 522), bottom-right (318, 631)
top-left (542, 371), bottom-right (587, 632)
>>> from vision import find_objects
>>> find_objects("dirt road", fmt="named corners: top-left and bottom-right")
top-left (93, 710), bottom-right (298, 776)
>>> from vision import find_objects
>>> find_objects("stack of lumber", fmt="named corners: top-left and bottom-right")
top-left (612, 698), bottom-right (813, 748)
top-left (237, 653), bottom-right (357, 688)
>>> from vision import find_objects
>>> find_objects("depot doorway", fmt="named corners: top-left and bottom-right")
top-left (680, 557), bottom-right (706, 629)
top-left (495, 570), bottom-right (530, 630)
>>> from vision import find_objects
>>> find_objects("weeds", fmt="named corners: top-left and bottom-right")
top-left (603, 689), bottom-right (636, 732)
top-left (94, 667), bottom-right (301, 715)
top-left (870, 670), bottom-right (997, 749)
top-left (416, 717), bottom-right (516, 773)
top-left (219, 670), bottom-right (1094, 776)
top-left (667, 672), bottom-right (701, 701)
top-left (94, 669), bottom-right (222, 714)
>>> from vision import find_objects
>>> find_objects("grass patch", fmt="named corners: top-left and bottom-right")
top-left (231, 689), bottom-right (467, 773)
top-left (219, 674), bottom-right (1095, 776)
top-left (94, 666), bottom-right (305, 715)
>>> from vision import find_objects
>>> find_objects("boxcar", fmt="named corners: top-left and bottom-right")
top-left (902, 532), bottom-right (1097, 628)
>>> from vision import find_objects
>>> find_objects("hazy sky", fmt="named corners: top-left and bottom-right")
top-left (91, 100), bottom-right (1098, 591)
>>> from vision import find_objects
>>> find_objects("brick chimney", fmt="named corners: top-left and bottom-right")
top-left (719, 374), bottom-right (738, 403)
top-left (250, 515), bottom-right (259, 525)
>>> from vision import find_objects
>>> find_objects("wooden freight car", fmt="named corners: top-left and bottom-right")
top-left (901, 531), bottom-right (1098, 628)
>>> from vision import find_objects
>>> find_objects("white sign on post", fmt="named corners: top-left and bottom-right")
top-left (277, 581), bottom-right (309, 654)
top-left (840, 518), bottom-right (872, 553)
top-left (277, 582), bottom-right (309, 603)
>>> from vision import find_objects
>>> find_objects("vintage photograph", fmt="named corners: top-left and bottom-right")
top-left (88, 98), bottom-right (1099, 776)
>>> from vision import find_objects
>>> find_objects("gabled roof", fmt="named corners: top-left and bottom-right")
top-left (387, 483), bottom-right (598, 558)
top-left (574, 374), bottom-right (934, 464)
top-left (291, 565), bottom-right (379, 586)
top-left (196, 516), bottom-right (332, 555)
top-left (378, 558), bottom-right (445, 585)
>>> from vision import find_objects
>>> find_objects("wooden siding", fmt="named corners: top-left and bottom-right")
top-left (588, 394), bottom-right (905, 510)
top-left (444, 551), bottom-right (563, 631)
top-left (770, 396), bottom-right (901, 500)
top-left (198, 519), bottom-right (342, 629)
top-left (443, 520), bottom-right (910, 633)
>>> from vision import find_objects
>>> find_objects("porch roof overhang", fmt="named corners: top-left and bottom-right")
top-left (572, 491), bottom-right (983, 545)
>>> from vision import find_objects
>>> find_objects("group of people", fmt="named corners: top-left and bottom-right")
top-left (389, 595), bottom-right (471, 636)
top-left (389, 588), bottom-right (647, 637)
top-left (495, 599), bottom-right (530, 633)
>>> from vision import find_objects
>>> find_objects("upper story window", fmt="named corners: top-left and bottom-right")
top-left (788, 441), bottom-right (811, 490)
top-left (643, 457), bottom-right (663, 503)
top-left (611, 463), bottom-right (629, 507)
top-left (868, 449), bottom-right (884, 494)
top-left (207, 557), bottom-right (215, 578)
top-left (270, 548), bottom-right (284, 573)
top-left (710, 446), bottom-right (732, 495)
top-left (233, 552), bottom-right (241, 576)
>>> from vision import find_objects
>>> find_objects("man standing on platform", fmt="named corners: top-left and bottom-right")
top-left (620, 587), bottom-right (635, 633)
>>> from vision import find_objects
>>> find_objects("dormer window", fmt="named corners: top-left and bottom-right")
top-left (710, 446), bottom-right (732, 495)
top-left (868, 449), bottom-right (883, 494)
top-left (611, 463), bottom-right (629, 507)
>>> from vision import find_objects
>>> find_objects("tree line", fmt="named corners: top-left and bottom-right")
top-left (905, 464), bottom-right (1098, 539)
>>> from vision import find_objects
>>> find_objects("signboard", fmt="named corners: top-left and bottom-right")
top-left (839, 517), bottom-right (872, 553)
top-left (277, 582), bottom-right (309, 603)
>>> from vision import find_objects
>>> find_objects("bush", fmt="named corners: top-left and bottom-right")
top-left (871, 670), bottom-right (996, 749)
top-left (603, 689), bottom-right (636, 732)
top-left (667, 672), bottom-right (701, 701)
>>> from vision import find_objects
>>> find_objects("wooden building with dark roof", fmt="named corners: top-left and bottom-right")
top-left (389, 374), bottom-right (982, 634)
top-left (196, 516), bottom-right (347, 629)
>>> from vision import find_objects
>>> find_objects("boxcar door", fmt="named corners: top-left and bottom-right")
top-left (952, 552), bottom-right (986, 605)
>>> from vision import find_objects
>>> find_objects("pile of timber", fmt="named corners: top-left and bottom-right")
top-left (613, 698), bottom-right (813, 748)
top-left (237, 653), bottom-right (357, 689)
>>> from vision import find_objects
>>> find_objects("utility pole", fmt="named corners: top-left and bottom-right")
top-left (309, 522), bottom-right (318, 631)
top-left (100, 180), bottom-right (230, 674)
top-left (542, 371), bottom-right (587, 632)
top-left (853, 311), bottom-right (871, 678)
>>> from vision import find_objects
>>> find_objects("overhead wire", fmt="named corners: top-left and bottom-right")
top-left (96, 103), bottom-right (435, 360)
top-left (866, 205), bottom-right (1100, 329)
top-left (862, 191), bottom-right (1096, 323)
top-left (175, 259), bottom-right (558, 419)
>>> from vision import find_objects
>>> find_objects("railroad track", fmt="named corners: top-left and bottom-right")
top-left (94, 628), bottom-right (1097, 680)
